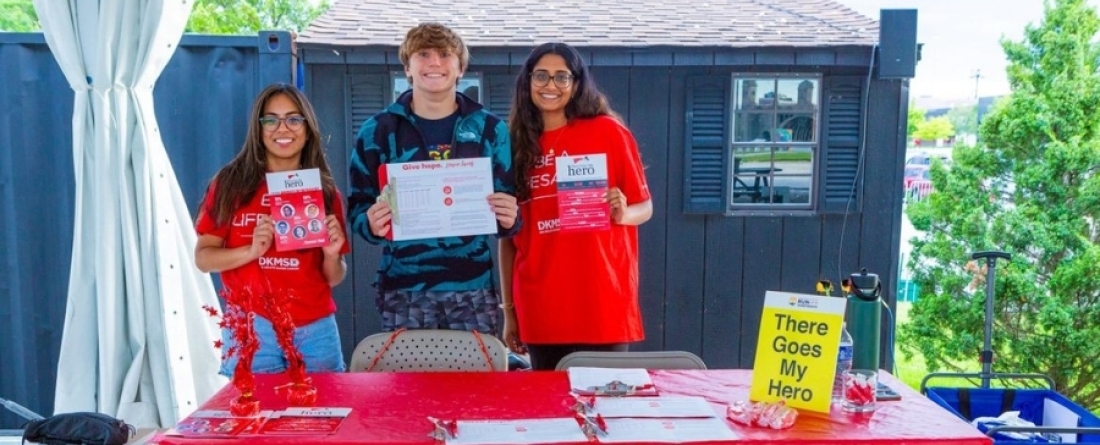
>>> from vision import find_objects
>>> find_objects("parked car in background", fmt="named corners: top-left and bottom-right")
top-left (904, 165), bottom-right (930, 188)
top-left (906, 153), bottom-right (950, 166)
top-left (904, 165), bottom-right (933, 200)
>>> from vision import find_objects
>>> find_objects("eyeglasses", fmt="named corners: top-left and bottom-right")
top-left (258, 115), bottom-right (306, 131)
top-left (530, 70), bottom-right (574, 88)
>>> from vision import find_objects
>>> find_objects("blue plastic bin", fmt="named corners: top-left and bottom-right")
top-left (925, 386), bottom-right (1100, 444)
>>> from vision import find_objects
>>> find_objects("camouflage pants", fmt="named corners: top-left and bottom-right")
top-left (377, 289), bottom-right (500, 334)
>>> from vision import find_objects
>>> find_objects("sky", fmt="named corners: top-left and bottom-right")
top-left (837, 0), bottom-right (1097, 102)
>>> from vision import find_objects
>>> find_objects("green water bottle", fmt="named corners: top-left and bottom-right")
top-left (846, 268), bottom-right (882, 370)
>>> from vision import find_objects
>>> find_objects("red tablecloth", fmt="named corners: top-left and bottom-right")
top-left (149, 369), bottom-right (991, 445)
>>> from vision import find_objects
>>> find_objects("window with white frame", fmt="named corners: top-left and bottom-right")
top-left (730, 74), bottom-right (819, 208)
top-left (392, 72), bottom-right (483, 103)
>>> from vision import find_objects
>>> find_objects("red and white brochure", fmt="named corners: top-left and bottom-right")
top-left (266, 168), bottom-right (327, 252)
top-left (172, 410), bottom-right (272, 437)
top-left (259, 407), bottom-right (352, 435)
top-left (556, 153), bottom-right (610, 232)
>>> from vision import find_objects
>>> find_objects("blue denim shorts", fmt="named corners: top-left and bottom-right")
top-left (219, 313), bottom-right (346, 377)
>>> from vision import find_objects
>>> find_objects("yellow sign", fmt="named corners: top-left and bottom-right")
top-left (749, 291), bottom-right (847, 413)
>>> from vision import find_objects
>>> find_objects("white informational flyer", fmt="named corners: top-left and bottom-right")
top-left (378, 157), bottom-right (497, 241)
top-left (591, 396), bottom-right (717, 418)
top-left (446, 418), bottom-right (588, 445)
top-left (597, 417), bottom-right (738, 443)
top-left (567, 367), bottom-right (654, 394)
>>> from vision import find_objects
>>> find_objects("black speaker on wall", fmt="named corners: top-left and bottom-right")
top-left (878, 9), bottom-right (918, 79)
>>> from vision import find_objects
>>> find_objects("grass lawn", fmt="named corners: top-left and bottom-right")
top-left (738, 152), bottom-right (812, 162)
top-left (892, 301), bottom-right (925, 389)
top-left (893, 301), bottom-right (985, 391)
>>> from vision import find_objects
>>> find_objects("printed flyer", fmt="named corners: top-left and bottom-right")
top-left (172, 410), bottom-right (271, 437)
top-left (259, 407), bottom-right (352, 435)
top-left (555, 153), bottom-right (610, 232)
top-left (378, 157), bottom-right (497, 241)
top-left (266, 168), bottom-right (327, 252)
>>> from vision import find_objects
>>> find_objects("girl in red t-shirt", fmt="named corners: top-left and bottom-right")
top-left (194, 84), bottom-right (350, 376)
top-left (501, 43), bottom-right (654, 370)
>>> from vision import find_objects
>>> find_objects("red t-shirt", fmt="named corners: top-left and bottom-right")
top-left (512, 115), bottom-right (651, 344)
top-left (195, 181), bottom-right (351, 326)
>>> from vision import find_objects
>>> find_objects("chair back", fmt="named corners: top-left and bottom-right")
top-left (555, 351), bottom-right (707, 371)
top-left (349, 329), bottom-right (509, 372)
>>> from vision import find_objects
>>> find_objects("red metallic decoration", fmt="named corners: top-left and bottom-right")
top-left (203, 271), bottom-right (317, 415)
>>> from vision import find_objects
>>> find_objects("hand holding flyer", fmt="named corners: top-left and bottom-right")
top-left (556, 153), bottom-right (610, 232)
top-left (378, 158), bottom-right (497, 241)
top-left (266, 168), bottom-right (327, 252)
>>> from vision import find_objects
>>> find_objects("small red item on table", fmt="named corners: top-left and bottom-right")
top-left (845, 374), bottom-right (875, 406)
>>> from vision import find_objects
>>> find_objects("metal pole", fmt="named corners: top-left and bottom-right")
top-left (0, 395), bottom-right (44, 421)
top-left (981, 259), bottom-right (997, 389)
top-left (972, 69), bottom-right (983, 99)
top-left (971, 250), bottom-right (1011, 389)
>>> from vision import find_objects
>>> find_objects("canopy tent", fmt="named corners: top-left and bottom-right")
top-left (33, 0), bottom-right (226, 428)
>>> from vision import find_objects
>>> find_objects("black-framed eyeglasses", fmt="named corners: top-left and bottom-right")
top-left (530, 70), bottom-right (574, 88)
top-left (258, 115), bottom-right (306, 131)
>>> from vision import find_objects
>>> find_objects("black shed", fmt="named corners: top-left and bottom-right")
top-left (296, 0), bottom-right (918, 369)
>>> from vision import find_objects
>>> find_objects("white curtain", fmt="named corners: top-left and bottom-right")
top-left (33, 0), bottom-right (226, 428)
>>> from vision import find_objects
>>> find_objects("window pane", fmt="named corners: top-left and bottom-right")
top-left (776, 113), bottom-right (816, 142)
top-left (393, 74), bottom-right (482, 102)
top-left (731, 150), bottom-right (779, 204)
top-left (458, 78), bottom-right (482, 102)
top-left (393, 75), bottom-right (409, 102)
top-left (771, 146), bottom-right (814, 204)
top-left (735, 78), bottom-right (775, 111)
top-left (777, 78), bottom-right (818, 110)
top-left (731, 147), bottom-right (814, 205)
top-left (732, 111), bottom-right (776, 142)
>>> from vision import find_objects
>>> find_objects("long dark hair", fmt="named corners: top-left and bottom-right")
top-left (509, 42), bottom-right (617, 201)
top-left (202, 83), bottom-right (338, 225)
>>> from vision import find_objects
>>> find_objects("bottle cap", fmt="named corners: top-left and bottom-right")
top-left (849, 268), bottom-right (881, 301)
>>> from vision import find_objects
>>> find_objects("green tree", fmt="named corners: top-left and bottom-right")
top-left (907, 103), bottom-right (925, 138)
top-left (901, 0), bottom-right (1100, 410)
top-left (945, 104), bottom-right (979, 136)
top-left (913, 116), bottom-right (955, 142)
top-left (0, 0), bottom-right (39, 32)
top-left (186, 0), bottom-right (328, 34)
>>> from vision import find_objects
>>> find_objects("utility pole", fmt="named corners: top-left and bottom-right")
top-left (972, 69), bottom-right (983, 99)
top-left (972, 69), bottom-right (985, 143)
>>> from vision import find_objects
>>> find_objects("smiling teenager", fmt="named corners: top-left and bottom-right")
top-left (348, 23), bottom-right (520, 336)
top-left (194, 83), bottom-right (350, 376)
top-left (499, 42), bottom-right (654, 371)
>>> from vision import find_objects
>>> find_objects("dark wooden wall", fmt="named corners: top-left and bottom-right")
top-left (301, 44), bottom-right (909, 371)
